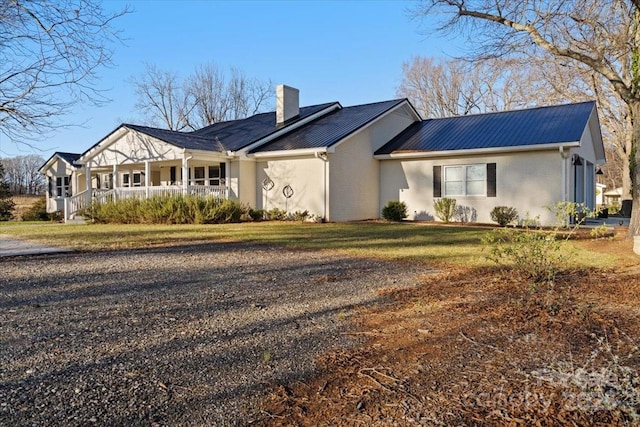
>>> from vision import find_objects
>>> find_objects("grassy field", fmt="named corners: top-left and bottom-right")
top-left (0, 220), bottom-right (626, 269)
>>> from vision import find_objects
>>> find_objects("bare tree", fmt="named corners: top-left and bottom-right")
top-left (0, 0), bottom-right (129, 143)
top-left (398, 56), bottom-right (543, 118)
top-left (1, 155), bottom-right (46, 194)
top-left (415, 0), bottom-right (640, 239)
top-left (131, 63), bottom-right (196, 131)
top-left (132, 62), bottom-right (273, 130)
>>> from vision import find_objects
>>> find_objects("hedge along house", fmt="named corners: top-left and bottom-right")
top-left (40, 85), bottom-right (604, 224)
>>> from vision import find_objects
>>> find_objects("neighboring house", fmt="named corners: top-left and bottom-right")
top-left (40, 85), bottom-right (605, 225)
top-left (596, 182), bottom-right (606, 207)
top-left (603, 187), bottom-right (624, 206)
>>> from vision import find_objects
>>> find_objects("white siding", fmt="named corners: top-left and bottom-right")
top-left (229, 158), bottom-right (256, 205)
top-left (329, 109), bottom-right (415, 221)
top-left (256, 156), bottom-right (326, 218)
top-left (42, 158), bottom-right (76, 213)
top-left (380, 150), bottom-right (563, 225)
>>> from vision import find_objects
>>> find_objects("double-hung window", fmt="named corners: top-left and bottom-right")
top-left (55, 176), bottom-right (71, 197)
top-left (194, 167), bottom-right (205, 185)
top-left (444, 164), bottom-right (486, 197)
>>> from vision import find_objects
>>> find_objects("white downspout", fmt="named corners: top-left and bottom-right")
top-left (559, 146), bottom-right (570, 202)
top-left (315, 151), bottom-right (329, 222)
top-left (182, 150), bottom-right (192, 195)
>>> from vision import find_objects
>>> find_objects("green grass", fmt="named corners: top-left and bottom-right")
top-left (0, 221), bottom-right (620, 269)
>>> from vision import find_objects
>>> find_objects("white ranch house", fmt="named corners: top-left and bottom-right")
top-left (40, 85), bottom-right (605, 225)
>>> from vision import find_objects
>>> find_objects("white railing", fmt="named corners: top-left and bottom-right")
top-left (64, 190), bottom-right (90, 221)
top-left (63, 185), bottom-right (228, 222)
top-left (187, 184), bottom-right (226, 199)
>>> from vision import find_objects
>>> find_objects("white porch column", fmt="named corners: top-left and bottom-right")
top-left (85, 165), bottom-right (92, 204)
top-left (112, 164), bottom-right (119, 189)
top-left (182, 156), bottom-right (189, 195)
top-left (225, 160), bottom-right (230, 199)
top-left (70, 168), bottom-right (77, 196)
top-left (145, 160), bottom-right (150, 197)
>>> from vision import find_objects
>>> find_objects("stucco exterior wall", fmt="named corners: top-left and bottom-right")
top-left (237, 159), bottom-right (256, 206)
top-left (255, 156), bottom-right (326, 219)
top-left (379, 150), bottom-right (563, 225)
top-left (329, 109), bottom-right (415, 222)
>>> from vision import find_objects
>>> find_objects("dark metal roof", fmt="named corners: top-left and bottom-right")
top-left (55, 152), bottom-right (82, 165)
top-left (191, 103), bottom-right (337, 151)
top-left (375, 101), bottom-right (596, 155)
top-left (87, 103), bottom-right (339, 157)
top-left (39, 152), bottom-right (82, 172)
top-left (251, 99), bottom-right (406, 153)
top-left (124, 124), bottom-right (223, 152)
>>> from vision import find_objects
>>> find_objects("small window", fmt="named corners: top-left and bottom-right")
top-left (194, 167), bottom-right (205, 185)
top-left (133, 172), bottom-right (142, 187)
top-left (55, 176), bottom-right (71, 197)
top-left (444, 164), bottom-right (486, 197)
top-left (170, 166), bottom-right (176, 184)
top-left (208, 165), bottom-right (220, 186)
top-left (122, 173), bottom-right (130, 187)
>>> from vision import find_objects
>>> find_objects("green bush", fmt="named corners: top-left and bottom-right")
top-left (490, 206), bottom-right (519, 227)
top-left (266, 208), bottom-right (287, 221)
top-left (292, 210), bottom-right (309, 222)
top-left (0, 198), bottom-right (15, 221)
top-left (433, 198), bottom-right (457, 222)
top-left (483, 221), bottom-right (562, 284)
top-left (248, 208), bottom-right (266, 221)
top-left (483, 202), bottom-right (601, 285)
top-left (21, 198), bottom-right (52, 221)
top-left (84, 195), bottom-right (247, 224)
top-left (381, 200), bottom-right (408, 222)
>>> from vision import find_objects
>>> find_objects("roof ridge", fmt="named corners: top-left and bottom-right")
top-left (423, 100), bottom-right (595, 121)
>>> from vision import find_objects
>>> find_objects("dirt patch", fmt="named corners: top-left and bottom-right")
top-left (260, 234), bottom-right (640, 426)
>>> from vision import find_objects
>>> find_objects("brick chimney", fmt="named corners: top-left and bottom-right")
top-left (276, 84), bottom-right (299, 125)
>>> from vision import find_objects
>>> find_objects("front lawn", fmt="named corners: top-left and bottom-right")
top-left (0, 221), bottom-right (624, 269)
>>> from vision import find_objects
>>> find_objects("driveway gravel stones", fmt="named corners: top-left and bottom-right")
top-left (0, 242), bottom-right (423, 426)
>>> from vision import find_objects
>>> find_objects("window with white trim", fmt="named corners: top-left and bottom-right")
top-left (121, 172), bottom-right (142, 187)
top-left (444, 164), bottom-right (486, 196)
top-left (55, 176), bottom-right (71, 197)
top-left (193, 166), bottom-right (205, 185)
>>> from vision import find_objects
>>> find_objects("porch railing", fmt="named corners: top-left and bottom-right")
top-left (64, 190), bottom-right (90, 221)
top-left (64, 185), bottom-right (228, 222)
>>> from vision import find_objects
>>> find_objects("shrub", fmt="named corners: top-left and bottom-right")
top-left (433, 198), bottom-right (457, 222)
top-left (0, 198), bottom-right (16, 221)
top-left (248, 208), bottom-right (266, 221)
top-left (84, 195), bottom-right (247, 224)
top-left (266, 208), bottom-right (287, 221)
top-left (483, 202), bottom-right (601, 285)
top-left (490, 206), bottom-right (519, 227)
top-left (21, 198), bottom-right (52, 221)
top-left (483, 219), bottom-right (562, 284)
top-left (381, 200), bottom-right (408, 222)
top-left (292, 210), bottom-right (309, 222)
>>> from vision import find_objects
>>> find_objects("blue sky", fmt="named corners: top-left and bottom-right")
top-left (1, 0), bottom-right (463, 158)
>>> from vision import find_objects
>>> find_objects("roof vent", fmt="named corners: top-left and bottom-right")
top-left (276, 84), bottom-right (299, 125)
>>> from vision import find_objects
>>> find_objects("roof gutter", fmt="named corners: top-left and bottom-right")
top-left (373, 141), bottom-right (582, 160)
top-left (248, 147), bottom-right (334, 159)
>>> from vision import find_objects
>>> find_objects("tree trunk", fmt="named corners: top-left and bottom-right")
top-left (628, 100), bottom-right (640, 240)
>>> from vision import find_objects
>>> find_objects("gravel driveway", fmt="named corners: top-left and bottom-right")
top-left (0, 242), bottom-right (423, 426)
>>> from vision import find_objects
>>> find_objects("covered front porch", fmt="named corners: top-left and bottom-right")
top-left (64, 158), bottom-right (229, 222)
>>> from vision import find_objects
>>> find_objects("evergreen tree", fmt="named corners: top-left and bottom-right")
top-left (0, 163), bottom-right (16, 221)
